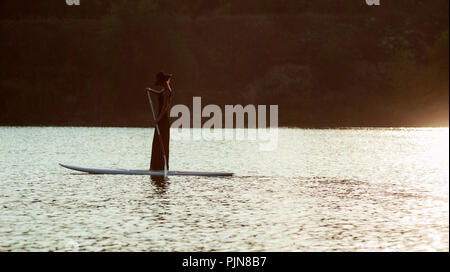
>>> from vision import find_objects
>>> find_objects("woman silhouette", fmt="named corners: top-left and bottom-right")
top-left (146, 72), bottom-right (172, 171)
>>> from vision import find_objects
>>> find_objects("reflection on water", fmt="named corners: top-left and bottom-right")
top-left (150, 176), bottom-right (169, 195)
top-left (0, 127), bottom-right (448, 251)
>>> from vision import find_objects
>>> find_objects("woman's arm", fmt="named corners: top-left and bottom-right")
top-left (155, 103), bottom-right (169, 123)
top-left (146, 87), bottom-right (163, 94)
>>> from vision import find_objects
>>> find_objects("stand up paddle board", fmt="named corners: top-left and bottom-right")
top-left (59, 163), bottom-right (233, 177)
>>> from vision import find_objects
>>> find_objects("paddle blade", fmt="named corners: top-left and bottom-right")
top-left (163, 156), bottom-right (168, 179)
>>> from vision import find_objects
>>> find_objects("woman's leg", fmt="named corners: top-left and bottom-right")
top-left (150, 129), bottom-right (164, 170)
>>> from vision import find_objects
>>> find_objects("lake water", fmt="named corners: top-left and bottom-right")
top-left (0, 127), bottom-right (448, 251)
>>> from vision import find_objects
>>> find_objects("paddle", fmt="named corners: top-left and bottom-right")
top-left (146, 90), bottom-right (168, 179)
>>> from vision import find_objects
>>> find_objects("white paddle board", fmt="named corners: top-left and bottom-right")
top-left (59, 163), bottom-right (233, 177)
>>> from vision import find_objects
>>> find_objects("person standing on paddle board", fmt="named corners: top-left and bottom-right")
top-left (146, 72), bottom-right (172, 171)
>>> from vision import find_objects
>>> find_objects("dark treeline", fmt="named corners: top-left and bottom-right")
top-left (0, 0), bottom-right (448, 127)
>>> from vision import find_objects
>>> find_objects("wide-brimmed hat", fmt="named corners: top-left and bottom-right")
top-left (155, 71), bottom-right (173, 86)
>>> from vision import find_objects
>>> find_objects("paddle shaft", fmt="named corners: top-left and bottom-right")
top-left (146, 90), bottom-right (168, 177)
